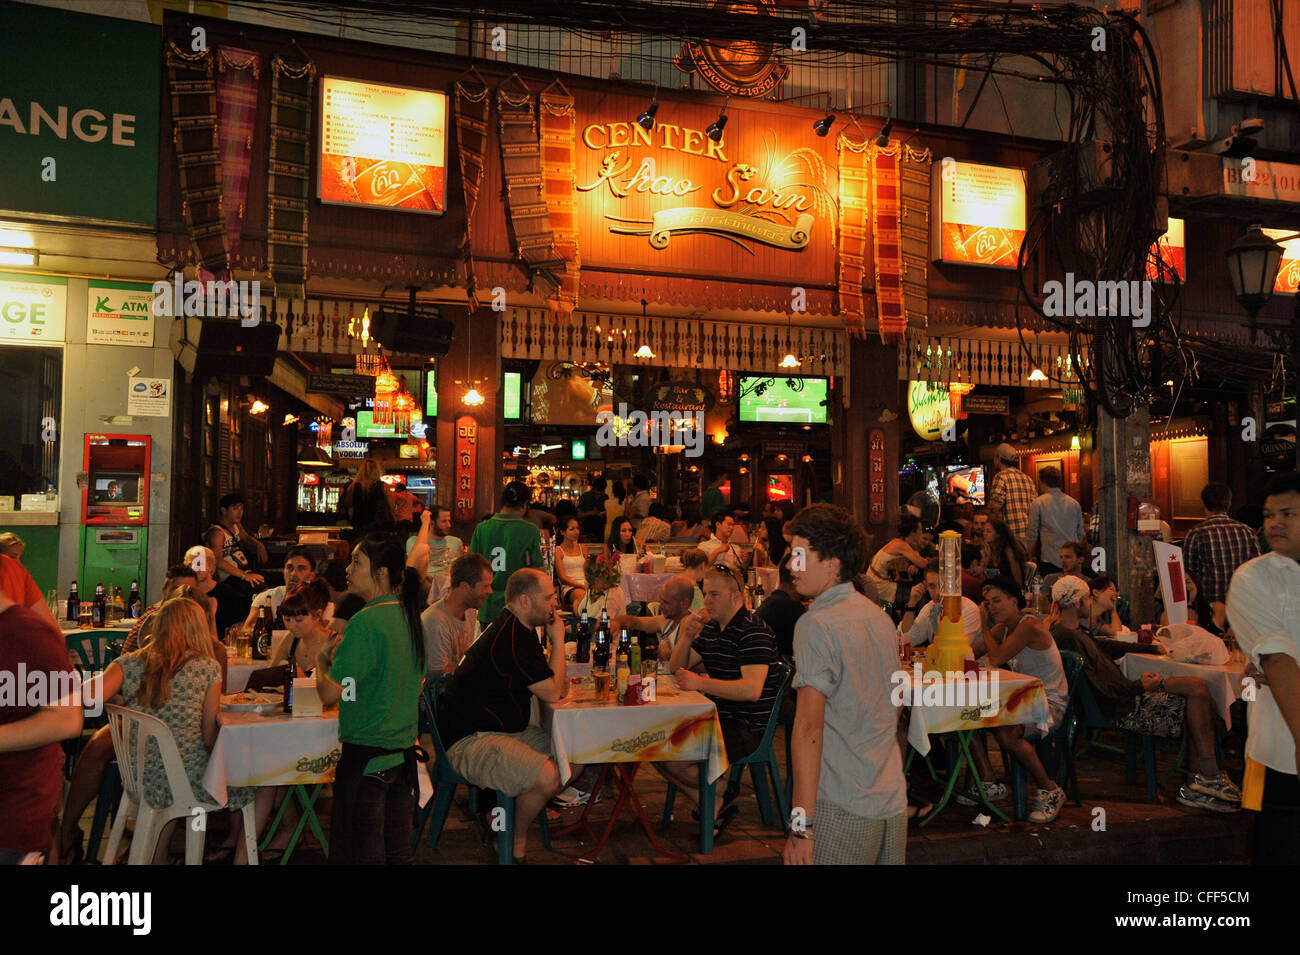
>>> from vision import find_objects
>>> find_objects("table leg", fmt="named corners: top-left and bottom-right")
top-left (698, 762), bottom-right (715, 854)
top-left (612, 765), bottom-right (688, 863)
top-left (917, 731), bottom-right (1009, 827)
top-left (258, 784), bottom-right (328, 864)
top-left (554, 764), bottom-right (610, 845)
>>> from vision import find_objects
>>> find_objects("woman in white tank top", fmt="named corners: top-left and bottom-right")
top-left (556, 517), bottom-right (588, 611)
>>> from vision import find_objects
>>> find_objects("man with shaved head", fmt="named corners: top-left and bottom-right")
top-left (611, 572), bottom-right (698, 660)
top-left (437, 567), bottom-right (577, 862)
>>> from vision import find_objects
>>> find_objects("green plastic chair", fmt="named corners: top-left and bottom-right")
top-left (1074, 666), bottom-right (1163, 803)
top-left (67, 631), bottom-right (113, 672)
top-left (1009, 649), bottom-right (1085, 819)
top-left (410, 676), bottom-right (550, 864)
top-left (661, 661), bottom-right (794, 834)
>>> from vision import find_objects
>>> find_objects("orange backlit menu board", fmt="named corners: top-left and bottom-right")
top-left (318, 76), bottom-right (447, 214)
top-left (1147, 217), bottom-right (1185, 282)
top-left (1263, 228), bottom-right (1300, 294)
top-left (932, 160), bottom-right (1026, 268)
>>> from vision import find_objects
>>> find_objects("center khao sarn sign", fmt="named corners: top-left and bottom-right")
top-left (573, 91), bottom-right (837, 286)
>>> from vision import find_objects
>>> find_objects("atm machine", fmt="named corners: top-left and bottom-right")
top-left (80, 434), bottom-right (150, 600)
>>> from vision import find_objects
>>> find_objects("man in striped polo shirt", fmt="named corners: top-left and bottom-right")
top-left (660, 563), bottom-right (781, 836)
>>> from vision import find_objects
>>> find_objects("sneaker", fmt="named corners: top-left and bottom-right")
top-left (955, 781), bottom-right (1009, 806)
top-left (1189, 772), bottom-right (1242, 805)
top-left (1177, 786), bottom-right (1241, 814)
top-left (548, 786), bottom-right (598, 809)
top-left (1027, 786), bottom-right (1065, 824)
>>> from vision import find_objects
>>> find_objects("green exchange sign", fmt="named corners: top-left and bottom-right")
top-left (0, 4), bottom-right (159, 223)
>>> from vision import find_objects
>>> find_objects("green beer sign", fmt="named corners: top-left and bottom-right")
top-left (0, 5), bottom-right (159, 223)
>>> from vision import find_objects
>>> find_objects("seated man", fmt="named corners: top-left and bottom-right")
top-left (1049, 576), bottom-right (1240, 811)
top-left (699, 513), bottom-right (748, 570)
top-left (436, 568), bottom-right (574, 863)
top-left (122, 563), bottom-right (196, 652)
top-left (755, 557), bottom-right (806, 661)
top-left (184, 545), bottom-right (245, 637)
top-left (658, 564), bottom-right (782, 835)
top-left (960, 543), bottom-right (986, 603)
top-left (242, 546), bottom-right (321, 629)
top-left (1043, 540), bottom-right (1092, 591)
top-left (610, 572), bottom-right (697, 660)
top-left (421, 553), bottom-right (491, 675)
top-left (964, 575), bottom-right (1070, 824)
top-left (898, 558), bottom-right (982, 649)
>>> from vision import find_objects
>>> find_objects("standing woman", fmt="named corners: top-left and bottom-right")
top-left (342, 458), bottom-right (396, 538)
top-left (316, 535), bottom-right (425, 865)
top-left (555, 516), bottom-right (588, 612)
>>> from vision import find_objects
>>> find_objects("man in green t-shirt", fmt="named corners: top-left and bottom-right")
top-left (469, 481), bottom-right (544, 623)
top-left (700, 471), bottom-right (728, 522)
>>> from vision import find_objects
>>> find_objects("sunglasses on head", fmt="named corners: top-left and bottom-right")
top-left (711, 563), bottom-right (745, 590)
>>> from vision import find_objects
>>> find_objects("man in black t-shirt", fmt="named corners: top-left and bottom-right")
top-left (756, 558), bottom-right (806, 660)
top-left (660, 564), bottom-right (781, 833)
top-left (436, 568), bottom-right (572, 862)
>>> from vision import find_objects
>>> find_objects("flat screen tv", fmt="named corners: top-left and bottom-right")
top-left (737, 376), bottom-right (828, 424)
top-left (941, 463), bottom-right (986, 506)
top-left (529, 364), bottom-right (613, 426)
top-left (91, 471), bottom-right (143, 505)
top-left (355, 410), bottom-right (423, 439)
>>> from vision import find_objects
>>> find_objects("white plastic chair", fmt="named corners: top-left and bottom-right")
top-left (102, 704), bottom-right (259, 865)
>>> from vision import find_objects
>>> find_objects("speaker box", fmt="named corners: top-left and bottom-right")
top-left (170, 317), bottom-right (283, 377)
top-left (369, 307), bottom-right (455, 356)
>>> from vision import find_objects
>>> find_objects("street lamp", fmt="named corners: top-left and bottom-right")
top-left (1225, 223), bottom-right (1285, 324)
top-left (1226, 223), bottom-right (1300, 471)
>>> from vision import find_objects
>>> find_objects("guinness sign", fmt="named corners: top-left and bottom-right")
top-left (675, 1), bottom-right (789, 98)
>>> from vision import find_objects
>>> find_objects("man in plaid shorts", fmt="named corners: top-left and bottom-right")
top-left (1184, 483), bottom-right (1260, 605)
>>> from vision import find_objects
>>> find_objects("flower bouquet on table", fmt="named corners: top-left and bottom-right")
top-left (578, 554), bottom-right (626, 621)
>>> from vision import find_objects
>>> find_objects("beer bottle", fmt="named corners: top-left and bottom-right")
top-left (91, 583), bottom-right (107, 629)
top-left (576, 610), bottom-right (591, 664)
top-left (251, 605), bottom-right (272, 660)
top-left (592, 627), bottom-right (609, 669)
top-left (283, 642), bottom-right (297, 714)
top-left (128, 580), bottom-right (143, 619)
top-left (66, 580), bottom-right (80, 623)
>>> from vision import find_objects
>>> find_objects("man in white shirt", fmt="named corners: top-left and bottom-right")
top-left (699, 513), bottom-right (748, 571)
top-left (422, 553), bottom-right (492, 675)
top-left (1225, 471), bottom-right (1300, 864)
top-left (243, 547), bottom-right (319, 628)
top-left (420, 505), bottom-right (464, 576)
top-left (897, 559), bottom-right (982, 648)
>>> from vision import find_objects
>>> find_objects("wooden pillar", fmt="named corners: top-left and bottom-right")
top-left (844, 335), bottom-right (900, 548)
top-left (1097, 404), bottom-right (1155, 624)
top-left (437, 306), bottom-right (502, 539)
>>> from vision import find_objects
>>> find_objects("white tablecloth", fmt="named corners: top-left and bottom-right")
top-left (225, 658), bottom-right (260, 693)
top-left (1118, 654), bottom-right (1248, 729)
top-left (621, 572), bottom-right (676, 604)
top-left (901, 667), bottom-right (1050, 756)
top-left (541, 673), bottom-right (728, 785)
top-left (203, 709), bottom-right (340, 804)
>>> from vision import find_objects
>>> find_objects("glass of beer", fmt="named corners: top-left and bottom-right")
top-left (232, 626), bottom-right (250, 659)
top-left (593, 670), bottom-right (610, 696)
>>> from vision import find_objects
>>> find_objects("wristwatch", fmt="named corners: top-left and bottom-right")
top-left (906, 603), bottom-right (923, 614)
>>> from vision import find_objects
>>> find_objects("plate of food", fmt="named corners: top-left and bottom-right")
top-left (221, 690), bottom-right (282, 713)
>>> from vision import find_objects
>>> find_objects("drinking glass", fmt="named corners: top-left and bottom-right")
top-left (77, 609), bottom-right (92, 629)
top-left (641, 659), bottom-right (657, 681)
top-left (593, 671), bottom-right (610, 696)
top-left (233, 627), bottom-right (250, 659)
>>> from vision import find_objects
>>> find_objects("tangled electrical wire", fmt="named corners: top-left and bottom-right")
top-left (237, 0), bottom-right (1174, 417)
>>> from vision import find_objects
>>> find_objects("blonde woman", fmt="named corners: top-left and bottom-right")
top-left (342, 457), bottom-right (395, 536)
top-left (89, 598), bottom-right (263, 864)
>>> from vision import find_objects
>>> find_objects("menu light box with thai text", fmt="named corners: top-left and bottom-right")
top-left (318, 76), bottom-right (447, 214)
top-left (931, 160), bottom-right (1027, 269)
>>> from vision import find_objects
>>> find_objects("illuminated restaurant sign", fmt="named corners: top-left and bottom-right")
top-left (577, 114), bottom-right (831, 253)
top-left (907, 380), bottom-right (955, 441)
top-left (1147, 217), bottom-right (1184, 282)
top-left (674, 0), bottom-right (790, 98)
top-left (932, 160), bottom-right (1026, 268)
top-left (1263, 228), bottom-right (1300, 294)
top-left (318, 77), bottom-right (447, 214)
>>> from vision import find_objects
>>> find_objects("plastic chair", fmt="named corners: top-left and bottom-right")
top-left (1072, 669), bottom-right (1163, 803)
top-left (102, 704), bottom-right (259, 865)
top-left (1009, 650), bottom-right (1085, 820)
top-left (662, 661), bottom-right (794, 834)
top-left (67, 631), bottom-right (112, 672)
top-left (409, 678), bottom-right (550, 864)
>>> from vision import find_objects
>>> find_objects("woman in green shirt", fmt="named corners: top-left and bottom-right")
top-left (317, 535), bottom-right (425, 864)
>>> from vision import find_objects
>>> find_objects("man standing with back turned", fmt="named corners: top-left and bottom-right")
top-left (783, 504), bottom-right (907, 865)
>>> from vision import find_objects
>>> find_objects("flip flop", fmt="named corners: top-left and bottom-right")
top-left (712, 803), bottom-right (740, 838)
top-left (907, 790), bottom-right (935, 829)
